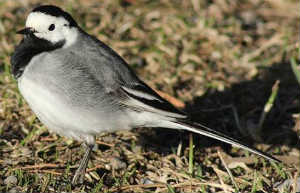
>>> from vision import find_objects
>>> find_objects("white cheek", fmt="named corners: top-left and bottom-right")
top-left (34, 31), bottom-right (64, 43)
top-left (33, 27), bottom-right (78, 47)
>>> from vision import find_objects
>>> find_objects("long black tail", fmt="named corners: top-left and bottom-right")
top-left (165, 119), bottom-right (280, 163)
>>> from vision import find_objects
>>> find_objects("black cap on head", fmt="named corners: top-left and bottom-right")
top-left (32, 5), bottom-right (77, 27)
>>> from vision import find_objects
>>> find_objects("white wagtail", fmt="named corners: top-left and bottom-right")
top-left (11, 5), bottom-right (280, 184)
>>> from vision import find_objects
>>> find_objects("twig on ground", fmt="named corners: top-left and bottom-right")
top-left (96, 140), bottom-right (115, 147)
top-left (176, 139), bottom-right (182, 157)
top-left (12, 163), bottom-right (63, 170)
top-left (218, 151), bottom-right (239, 191)
top-left (110, 181), bottom-right (235, 192)
top-left (155, 90), bottom-right (185, 108)
top-left (86, 164), bottom-right (105, 172)
top-left (214, 168), bottom-right (230, 193)
top-left (188, 133), bottom-right (194, 175)
top-left (27, 169), bottom-right (62, 176)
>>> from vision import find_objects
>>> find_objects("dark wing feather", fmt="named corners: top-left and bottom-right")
top-left (120, 82), bottom-right (187, 118)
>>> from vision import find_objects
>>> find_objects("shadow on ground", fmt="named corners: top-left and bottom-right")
top-left (138, 60), bottom-right (299, 156)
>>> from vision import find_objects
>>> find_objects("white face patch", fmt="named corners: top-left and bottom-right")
top-left (25, 12), bottom-right (78, 47)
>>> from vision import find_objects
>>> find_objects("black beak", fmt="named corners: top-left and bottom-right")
top-left (16, 27), bottom-right (35, 35)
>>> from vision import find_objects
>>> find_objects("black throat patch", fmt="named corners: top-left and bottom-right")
top-left (10, 34), bottom-right (65, 79)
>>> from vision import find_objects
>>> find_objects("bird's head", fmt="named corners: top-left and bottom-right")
top-left (17, 5), bottom-right (78, 47)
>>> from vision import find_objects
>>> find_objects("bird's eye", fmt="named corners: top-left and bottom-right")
top-left (48, 24), bottom-right (55, 31)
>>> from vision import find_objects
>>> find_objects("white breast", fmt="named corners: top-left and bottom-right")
top-left (18, 75), bottom-right (79, 138)
top-left (18, 72), bottom-right (132, 143)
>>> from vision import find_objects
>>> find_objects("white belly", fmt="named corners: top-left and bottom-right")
top-left (18, 75), bottom-right (100, 142)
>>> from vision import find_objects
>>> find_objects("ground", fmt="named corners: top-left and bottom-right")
top-left (0, 0), bottom-right (299, 193)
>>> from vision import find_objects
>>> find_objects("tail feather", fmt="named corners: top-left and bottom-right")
top-left (169, 120), bottom-right (280, 163)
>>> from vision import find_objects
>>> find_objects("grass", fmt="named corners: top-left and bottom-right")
top-left (0, 0), bottom-right (299, 192)
top-left (291, 57), bottom-right (300, 85)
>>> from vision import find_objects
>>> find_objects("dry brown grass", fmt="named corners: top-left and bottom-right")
top-left (0, 0), bottom-right (299, 192)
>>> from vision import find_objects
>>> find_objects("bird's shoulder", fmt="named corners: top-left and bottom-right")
top-left (52, 30), bottom-right (136, 82)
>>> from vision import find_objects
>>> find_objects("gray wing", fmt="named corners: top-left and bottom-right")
top-left (56, 31), bottom-right (186, 118)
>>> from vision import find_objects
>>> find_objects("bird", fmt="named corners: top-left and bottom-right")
top-left (11, 5), bottom-right (280, 184)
